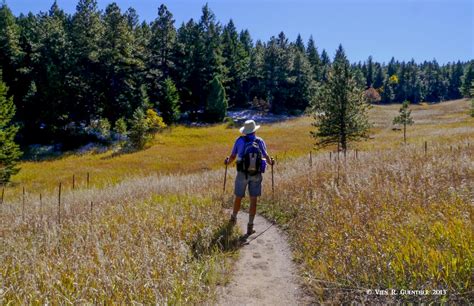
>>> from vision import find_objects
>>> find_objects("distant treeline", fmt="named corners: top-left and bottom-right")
top-left (0, 1), bottom-right (473, 145)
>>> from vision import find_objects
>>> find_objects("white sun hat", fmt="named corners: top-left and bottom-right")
top-left (239, 119), bottom-right (261, 135)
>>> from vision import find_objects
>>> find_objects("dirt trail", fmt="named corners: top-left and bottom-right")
top-left (218, 212), bottom-right (310, 305)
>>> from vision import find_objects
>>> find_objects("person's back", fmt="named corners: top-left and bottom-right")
top-left (225, 120), bottom-right (274, 237)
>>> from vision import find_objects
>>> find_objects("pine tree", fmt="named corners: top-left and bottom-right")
top-left (352, 64), bottom-right (366, 89)
top-left (306, 35), bottom-right (321, 82)
top-left (422, 59), bottom-right (446, 102)
top-left (222, 19), bottom-right (250, 107)
top-left (383, 57), bottom-right (399, 104)
top-left (248, 40), bottom-right (266, 101)
top-left (365, 56), bottom-right (374, 88)
top-left (405, 60), bottom-right (423, 103)
top-left (264, 32), bottom-right (293, 113)
top-left (195, 4), bottom-right (224, 109)
top-left (320, 49), bottom-right (331, 82)
top-left (239, 29), bottom-right (253, 54)
top-left (124, 7), bottom-right (139, 29)
top-left (69, 0), bottom-right (104, 122)
top-left (0, 3), bottom-right (23, 86)
top-left (311, 45), bottom-right (371, 154)
top-left (174, 19), bottom-right (197, 113)
top-left (148, 4), bottom-right (177, 106)
top-left (160, 77), bottom-right (180, 124)
top-left (447, 61), bottom-right (463, 99)
top-left (31, 2), bottom-right (71, 140)
top-left (289, 50), bottom-right (314, 111)
top-left (295, 34), bottom-right (305, 53)
top-left (460, 62), bottom-right (474, 98)
top-left (100, 3), bottom-right (142, 122)
top-left (373, 63), bottom-right (384, 89)
top-left (206, 76), bottom-right (228, 122)
top-left (393, 100), bottom-right (414, 143)
top-left (0, 72), bottom-right (22, 183)
top-left (0, 3), bottom-right (25, 130)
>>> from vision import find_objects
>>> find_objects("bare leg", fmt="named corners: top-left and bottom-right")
top-left (233, 196), bottom-right (243, 215)
top-left (249, 196), bottom-right (257, 222)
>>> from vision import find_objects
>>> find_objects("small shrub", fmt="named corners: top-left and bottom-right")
top-left (364, 87), bottom-right (381, 104)
top-left (89, 118), bottom-right (112, 142)
top-left (145, 109), bottom-right (166, 133)
top-left (128, 108), bottom-right (166, 150)
top-left (223, 116), bottom-right (237, 129)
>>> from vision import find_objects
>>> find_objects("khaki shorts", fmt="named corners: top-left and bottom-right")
top-left (234, 171), bottom-right (263, 197)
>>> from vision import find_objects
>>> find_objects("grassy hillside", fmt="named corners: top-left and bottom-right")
top-left (6, 99), bottom-right (472, 198)
top-left (1, 99), bottom-right (472, 303)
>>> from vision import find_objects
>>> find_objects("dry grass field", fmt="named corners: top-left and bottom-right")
top-left (1, 99), bottom-right (472, 303)
top-left (6, 99), bottom-right (471, 197)
top-left (259, 140), bottom-right (473, 303)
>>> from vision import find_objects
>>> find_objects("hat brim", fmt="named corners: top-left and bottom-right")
top-left (240, 125), bottom-right (260, 134)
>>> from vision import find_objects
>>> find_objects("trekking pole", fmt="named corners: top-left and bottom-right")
top-left (223, 159), bottom-right (228, 193)
top-left (271, 158), bottom-right (275, 199)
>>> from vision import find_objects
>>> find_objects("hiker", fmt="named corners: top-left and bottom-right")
top-left (224, 119), bottom-right (274, 236)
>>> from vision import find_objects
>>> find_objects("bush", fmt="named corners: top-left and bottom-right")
top-left (365, 87), bottom-right (382, 104)
top-left (89, 118), bottom-right (111, 142)
top-left (128, 109), bottom-right (166, 150)
top-left (113, 118), bottom-right (128, 143)
top-left (223, 116), bottom-right (238, 129)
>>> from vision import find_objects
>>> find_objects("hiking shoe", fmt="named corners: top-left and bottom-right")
top-left (229, 215), bottom-right (237, 226)
top-left (247, 223), bottom-right (255, 236)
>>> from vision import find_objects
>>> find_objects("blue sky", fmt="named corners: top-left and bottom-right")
top-left (7, 0), bottom-right (473, 64)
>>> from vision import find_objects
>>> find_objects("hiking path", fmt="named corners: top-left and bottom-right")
top-left (217, 211), bottom-right (311, 305)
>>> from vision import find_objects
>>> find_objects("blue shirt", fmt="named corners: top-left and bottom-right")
top-left (231, 133), bottom-right (268, 161)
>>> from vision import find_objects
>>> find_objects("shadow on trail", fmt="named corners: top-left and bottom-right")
top-left (192, 222), bottom-right (242, 258)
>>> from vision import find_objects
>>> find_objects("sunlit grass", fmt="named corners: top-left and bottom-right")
top-left (258, 139), bottom-right (473, 303)
top-left (0, 170), bottom-right (240, 304)
top-left (1, 99), bottom-right (472, 303)
top-left (7, 99), bottom-right (472, 199)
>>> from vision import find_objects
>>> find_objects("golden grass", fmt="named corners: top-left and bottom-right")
top-left (258, 140), bottom-right (473, 303)
top-left (1, 99), bottom-right (472, 303)
top-left (0, 169), bottom-right (240, 304)
top-left (7, 99), bottom-right (472, 199)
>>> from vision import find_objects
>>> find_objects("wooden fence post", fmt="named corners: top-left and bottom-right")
top-left (22, 186), bottom-right (25, 221)
top-left (87, 172), bottom-right (90, 189)
top-left (72, 174), bottom-right (75, 190)
top-left (424, 141), bottom-right (427, 155)
top-left (309, 151), bottom-right (313, 167)
top-left (58, 182), bottom-right (62, 225)
top-left (1, 186), bottom-right (4, 206)
top-left (329, 151), bottom-right (332, 161)
top-left (39, 193), bottom-right (42, 220)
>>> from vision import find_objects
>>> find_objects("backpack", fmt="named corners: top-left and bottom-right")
top-left (240, 136), bottom-right (263, 176)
